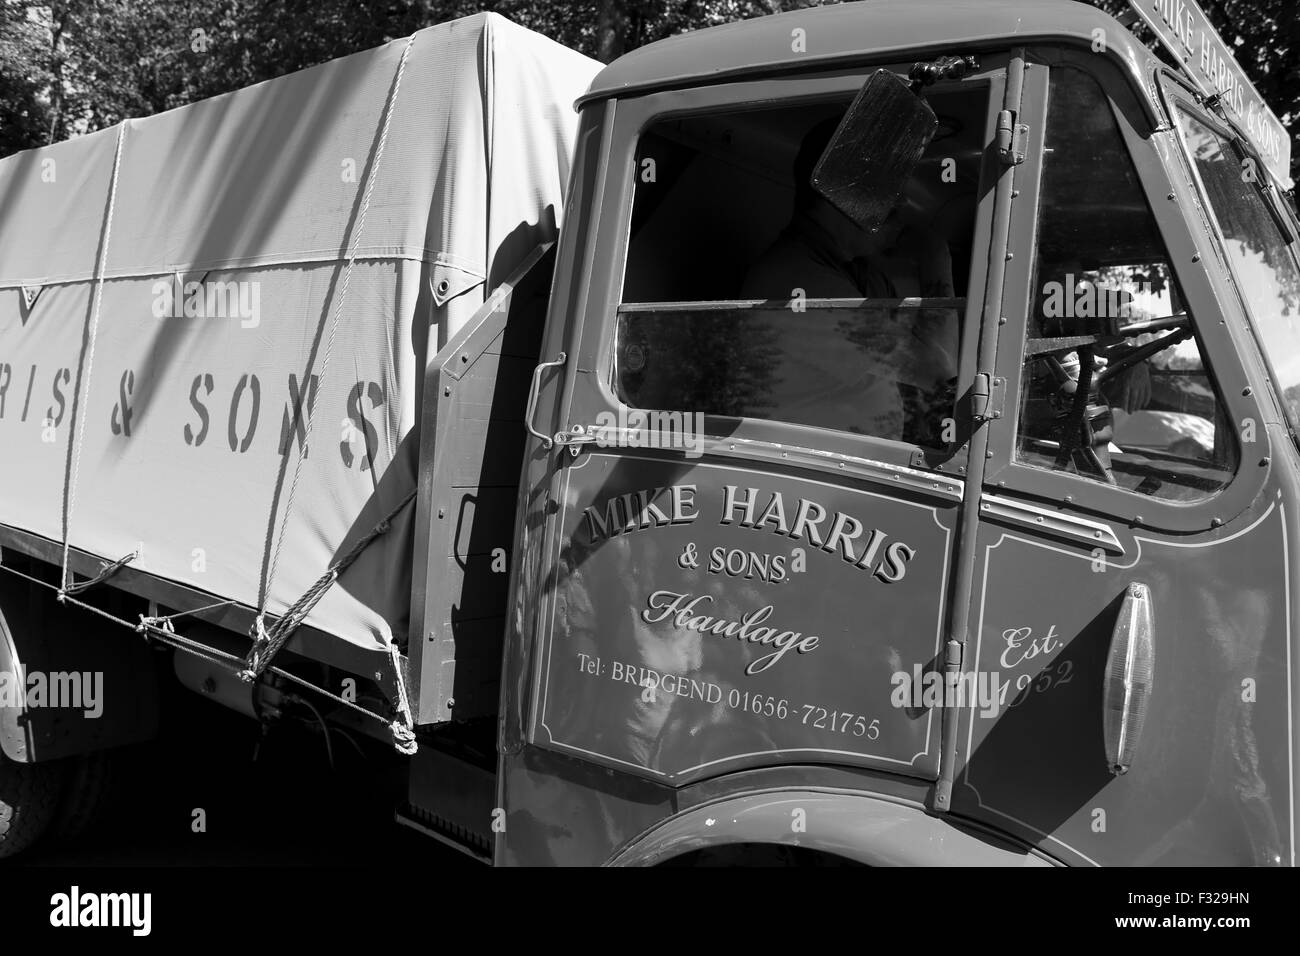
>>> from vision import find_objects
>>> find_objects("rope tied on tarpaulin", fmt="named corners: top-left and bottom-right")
top-left (234, 32), bottom-right (420, 754)
top-left (59, 120), bottom-right (127, 599)
top-left (236, 491), bottom-right (419, 754)
top-left (139, 615), bottom-right (175, 637)
top-left (253, 31), bottom-right (417, 628)
top-left (387, 641), bottom-right (417, 755)
top-left (59, 546), bottom-right (139, 600)
top-left (35, 33), bottom-right (424, 756)
top-left (239, 487), bottom-right (415, 683)
top-left (238, 488), bottom-right (418, 752)
top-left (0, 558), bottom-right (410, 741)
top-left (240, 572), bottom-right (337, 682)
top-left (135, 597), bottom-right (238, 636)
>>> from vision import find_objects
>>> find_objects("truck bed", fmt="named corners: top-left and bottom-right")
top-left (0, 242), bottom-right (553, 726)
top-left (0, 14), bottom-right (595, 725)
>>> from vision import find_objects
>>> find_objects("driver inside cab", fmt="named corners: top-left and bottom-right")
top-left (741, 117), bottom-right (960, 445)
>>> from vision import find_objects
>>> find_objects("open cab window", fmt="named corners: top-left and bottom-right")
top-left (615, 82), bottom-right (991, 451)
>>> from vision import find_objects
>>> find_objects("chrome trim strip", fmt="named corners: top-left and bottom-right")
top-left (980, 492), bottom-right (1124, 554)
top-left (573, 430), bottom-right (966, 499)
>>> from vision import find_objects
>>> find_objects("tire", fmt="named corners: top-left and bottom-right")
top-left (662, 843), bottom-right (864, 866)
top-left (51, 750), bottom-right (113, 844)
top-left (0, 751), bottom-right (65, 860)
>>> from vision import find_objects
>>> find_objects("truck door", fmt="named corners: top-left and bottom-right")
top-left (525, 63), bottom-right (1006, 787)
top-left (951, 53), bottom-right (1292, 865)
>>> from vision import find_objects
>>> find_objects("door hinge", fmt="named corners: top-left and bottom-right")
top-left (996, 109), bottom-right (1029, 165)
top-left (971, 372), bottom-right (1005, 423)
top-left (944, 639), bottom-right (964, 670)
top-left (931, 638), bottom-right (965, 814)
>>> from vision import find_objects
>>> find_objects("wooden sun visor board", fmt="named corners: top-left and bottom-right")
top-left (1129, 0), bottom-right (1292, 188)
top-left (408, 243), bottom-right (556, 726)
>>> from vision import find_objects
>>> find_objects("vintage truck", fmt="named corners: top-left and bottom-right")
top-left (1, 0), bottom-right (1297, 866)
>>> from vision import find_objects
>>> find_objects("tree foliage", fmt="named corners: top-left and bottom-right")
top-left (1091, 0), bottom-right (1299, 175)
top-left (1, 0), bottom-right (1297, 179)
top-left (1, 1), bottom-right (793, 152)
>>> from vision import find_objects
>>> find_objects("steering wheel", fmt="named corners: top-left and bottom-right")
top-left (1097, 320), bottom-right (1193, 386)
top-left (1039, 350), bottom-right (1116, 484)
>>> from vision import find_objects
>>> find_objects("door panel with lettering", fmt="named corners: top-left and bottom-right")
top-left (950, 55), bottom-right (1292, 865)
top-left (523, 68), bottom-right (1004, 787)
top-left (953, 506), bottom-right (1292, 865)
top-left (531, 452), bottom-right (959, 784)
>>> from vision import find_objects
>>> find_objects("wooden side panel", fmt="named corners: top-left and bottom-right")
top-left (409, 244), bottom-right (554, 724)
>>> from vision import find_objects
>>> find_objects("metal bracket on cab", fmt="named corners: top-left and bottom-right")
top-left (553, 424), bottom-right (599, 457)
top-left (525, 351), bottom-right (567, 449)
top-left (524, 353), bottom-right (601, 456)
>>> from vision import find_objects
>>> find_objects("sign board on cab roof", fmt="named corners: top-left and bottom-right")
top-left (1129, 0), bottom-right (1293, 188)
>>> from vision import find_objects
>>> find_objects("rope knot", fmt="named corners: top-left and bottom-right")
top-left (389, 720), bottom-right (417, 755)
top-left (239, 614), bottom-right (272, 683)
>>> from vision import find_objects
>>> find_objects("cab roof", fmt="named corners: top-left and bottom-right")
top-left (580, 0), bottom-right (1155, 110)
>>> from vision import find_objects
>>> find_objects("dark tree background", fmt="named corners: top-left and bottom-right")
top-left (1, 0), bottom-right (1297, 173)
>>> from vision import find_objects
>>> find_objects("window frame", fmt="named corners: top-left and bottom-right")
top-left (984, 50), bottom-right (1267, 534)
top-left (558, 61), bottom-right (1010, 484)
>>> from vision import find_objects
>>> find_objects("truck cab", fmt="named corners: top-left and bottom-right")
top-left (2, 0), bottom-right (1295, 868)
top-left (492, 0), bottom-right (1299, 865)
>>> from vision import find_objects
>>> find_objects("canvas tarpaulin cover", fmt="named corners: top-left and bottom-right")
top-left (0, 13), bottom-right (599, 654)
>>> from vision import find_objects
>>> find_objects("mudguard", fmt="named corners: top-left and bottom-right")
top-left (608, 788), bottom-right (1057, 866)
top-left (0, 574), bottom-right (158, 763)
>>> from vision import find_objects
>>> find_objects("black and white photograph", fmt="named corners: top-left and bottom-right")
top-left (0, 0), bottom-right (1294, 932)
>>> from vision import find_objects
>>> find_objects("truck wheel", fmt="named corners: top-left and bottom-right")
top-left (0, 751), bottom-right (65, 859)
top-left (51, 751), bottom-right (113, 843)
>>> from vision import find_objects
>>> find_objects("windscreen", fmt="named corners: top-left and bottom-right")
top-left (1175, 106), bottom-right (1300, 433)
